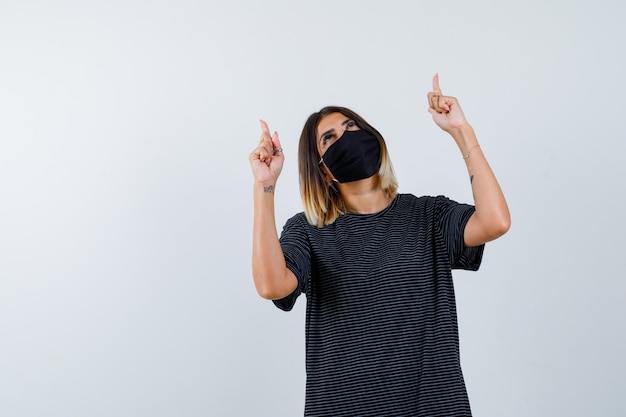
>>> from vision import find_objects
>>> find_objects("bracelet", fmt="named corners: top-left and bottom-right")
top-left (463, 144), bottom-right (480, 160)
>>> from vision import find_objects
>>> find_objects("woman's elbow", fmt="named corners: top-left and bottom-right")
top-left (255, 283), bottom-right (280, 300)
top-left (489, 214), bottom-right (511, 240)
top-left (253, 276), bottom-right (276, 300)
top-left (253, 272), bottom-right (294, 300)
top-left (469, 213), bottom-right (511, 246)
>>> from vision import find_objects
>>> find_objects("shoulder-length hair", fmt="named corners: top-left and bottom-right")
top-left (298, 106), bottom-right (398, 227)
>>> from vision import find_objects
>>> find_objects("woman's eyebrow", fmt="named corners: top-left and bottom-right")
top-left (318, 119), bottom-right (354, 142)
top-left (319, 128), bottom-right (335, 142)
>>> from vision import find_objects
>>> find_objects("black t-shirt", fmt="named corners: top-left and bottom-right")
top-left (275, 193), bottom-right (484, 417)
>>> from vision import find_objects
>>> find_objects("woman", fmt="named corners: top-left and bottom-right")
top-left (249, 74), bottom-right (510, 416)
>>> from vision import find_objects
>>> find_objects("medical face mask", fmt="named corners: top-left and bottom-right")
top-left (320, 129), bottom-right (381, 183)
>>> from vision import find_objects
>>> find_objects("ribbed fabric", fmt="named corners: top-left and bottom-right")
top-left (274, 194), bottom-right (484, 417)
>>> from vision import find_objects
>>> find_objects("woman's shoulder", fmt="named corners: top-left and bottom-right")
top-left (396, 193), bottom-right (439, 206)
top-left (283, 211), bottom-right (309, 228)
top-left (398, 193), bottom-right (460, 206)
top-left (395, 193), bottom-right (468, 219)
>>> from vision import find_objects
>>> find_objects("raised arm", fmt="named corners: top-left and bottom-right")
top-left (427, 74), bottom-right (511, 247)
top-left (249, 120), bottom-right (299, 299)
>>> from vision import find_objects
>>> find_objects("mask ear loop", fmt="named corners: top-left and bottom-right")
top-left (319, 157), bottom-right (339, 184)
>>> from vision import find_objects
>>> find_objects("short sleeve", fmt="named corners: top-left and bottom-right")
top-left (433, 196), bottom-right (485, 271)
top-left (272, 213), bottom-right (312, 311)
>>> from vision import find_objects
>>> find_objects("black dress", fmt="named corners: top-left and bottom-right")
top-left (275, 193), bottom-right (484, 417)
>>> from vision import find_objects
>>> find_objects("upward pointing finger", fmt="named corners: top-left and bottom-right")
top-left (259, 119), bottom-right (273, 149)
top-left (433, 73), bottom-right (442, 95)
top-left (259, 119), bottom-right (271, 135)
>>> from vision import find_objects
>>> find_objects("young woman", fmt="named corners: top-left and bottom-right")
top-left (249, 74), bottom-right (510, 416)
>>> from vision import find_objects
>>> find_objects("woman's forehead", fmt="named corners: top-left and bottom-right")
top-left (316, 112), bottom-right (349, 135)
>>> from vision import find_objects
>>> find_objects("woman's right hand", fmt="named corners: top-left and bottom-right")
top-left (249, 120), bottom-right (284, 187)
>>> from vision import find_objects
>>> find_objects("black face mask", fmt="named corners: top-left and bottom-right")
top-left (320, 129), bottom-right (381, 183)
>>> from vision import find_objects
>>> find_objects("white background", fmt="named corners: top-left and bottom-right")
top-left (1, 0), bottom-right (625, 416)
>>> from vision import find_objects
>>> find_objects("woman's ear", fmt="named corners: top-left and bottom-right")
top-left (320, 165), bottom-right (336, 185)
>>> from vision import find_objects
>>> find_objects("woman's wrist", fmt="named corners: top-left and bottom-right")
top-left (449, 124), bottom-right (478, 156)
top-left (254, 181), bottom-right (277, 194)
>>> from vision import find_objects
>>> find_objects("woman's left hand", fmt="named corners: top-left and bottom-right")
top-left (427, 74), bottom-right (469, 133)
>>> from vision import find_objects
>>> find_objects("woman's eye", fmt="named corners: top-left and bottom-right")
top-left (347, 120), bottom-right (356, 128)
top-left (322, 135), bottom-right (333, 144)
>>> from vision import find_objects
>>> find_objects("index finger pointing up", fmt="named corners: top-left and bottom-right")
top-left (259, 119), bottom-right (271, 134)
top-left (433, 73), bottom-right (442, 95)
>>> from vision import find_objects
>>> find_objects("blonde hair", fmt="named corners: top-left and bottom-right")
top-left (298, 106), bottom-right (398, 227)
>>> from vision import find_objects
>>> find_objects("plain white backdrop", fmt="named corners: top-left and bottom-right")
top-left (1, 0), bottom-right (625, 416)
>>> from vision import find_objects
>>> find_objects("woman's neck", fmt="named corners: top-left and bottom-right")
top-left (337, 177), bottom-right (393, 214)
